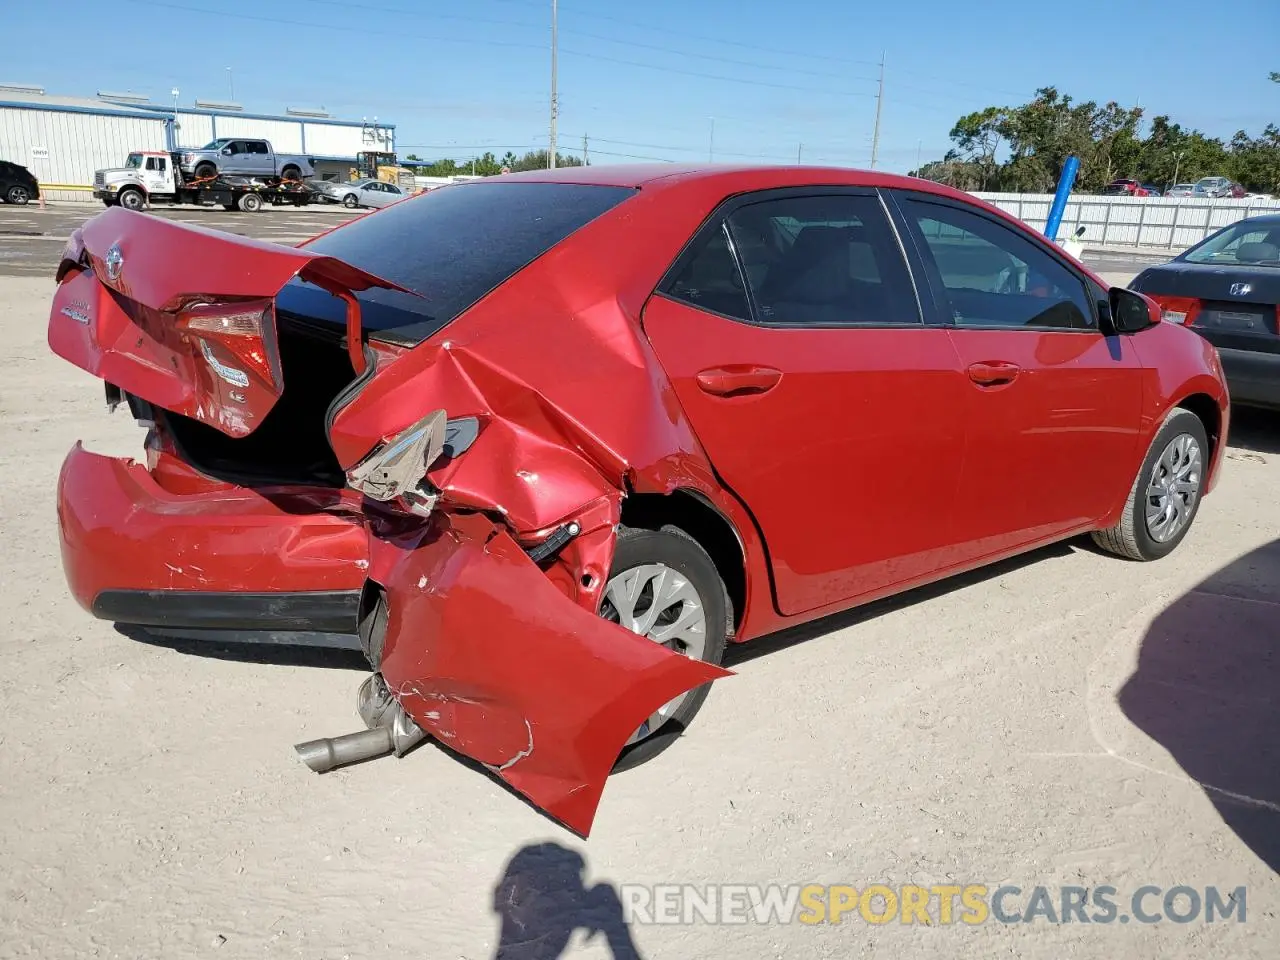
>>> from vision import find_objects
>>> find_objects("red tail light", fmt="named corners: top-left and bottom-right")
top-left (1144, 294), bottom-right (1200, 326)
top-left (175, 299), bottom-right (282, 392)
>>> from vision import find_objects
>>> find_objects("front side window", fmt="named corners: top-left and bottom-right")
top-left (724, 194), bottom-right (920, 326)
top-left (145, 157), bottom-right (163, 171)
top-left (903, 199), bottom-right (1094, 330)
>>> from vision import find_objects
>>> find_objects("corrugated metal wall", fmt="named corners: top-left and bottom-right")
top-left (973, 192), bottom-right (1280, 249)
top-left (207, 116), bottom-right (304, 153)
top-left (173, 112), bottom-right (214, 149)
top-left (303, 121), bottom-right (391, 159)
top-left (0, 107), bottom-right (167, 201)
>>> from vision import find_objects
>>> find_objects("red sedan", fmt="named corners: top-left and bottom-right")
top-left (49, 166), bottom-right (1229, 835)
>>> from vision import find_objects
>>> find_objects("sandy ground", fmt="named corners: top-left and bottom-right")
top-left (1, 274), bottom-right (1277, 959)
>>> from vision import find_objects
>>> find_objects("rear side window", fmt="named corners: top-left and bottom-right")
top-left (727, 195), bottom-right (920, 326)
top-left (278, 181), bottom-right (635, 344)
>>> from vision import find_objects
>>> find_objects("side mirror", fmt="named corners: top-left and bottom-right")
top-left (221, 148), bottom-right (232, 156)
top-left (1109, 287), bottom-right (1161, 334)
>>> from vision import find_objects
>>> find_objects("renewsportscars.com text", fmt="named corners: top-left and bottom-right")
top-left (620, 884), bottom-right (1247, 926)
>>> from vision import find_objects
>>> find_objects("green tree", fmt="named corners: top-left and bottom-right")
top-left (917, 87), bottom-right (1277, 195)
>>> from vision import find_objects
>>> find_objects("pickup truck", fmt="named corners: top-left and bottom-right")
top-left (178, 138), bottom-right (315, 181)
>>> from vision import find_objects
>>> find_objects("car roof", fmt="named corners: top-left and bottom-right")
top-left (477, 162), bottom-right (983, 204)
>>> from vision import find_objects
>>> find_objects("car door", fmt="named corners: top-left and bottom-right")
top-left (143, 155), bottom-right (170, 194)
top-left (890, 191), bottom-right (1145, 564)
top-left (642, 189), bottom-right (970, 617)
top-left (365, 182), bottom-right (390, 208)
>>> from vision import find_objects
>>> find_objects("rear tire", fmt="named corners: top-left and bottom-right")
top-left (604, 526), bottom-right (728, 773)
top-left (6, 185), bottom-right (31, 205)
top-left (1092, 407), bottom-right (1209, 561)
top-left (118, 188), bottom-right (145, 211)
top-left (238, 192), bottom-right (263, 212)
top-left (280, 165), bottom-right (302, 182)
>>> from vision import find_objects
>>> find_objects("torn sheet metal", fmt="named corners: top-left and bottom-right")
top-left (368, 511), bottom-right (731, 836)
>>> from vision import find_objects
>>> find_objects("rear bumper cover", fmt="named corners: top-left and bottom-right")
top-left (1218, 347), bottom-right (1280, 410)
top-left (57, 444), bottom-right (368, 630)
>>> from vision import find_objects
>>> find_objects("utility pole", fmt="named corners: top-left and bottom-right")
top-left (915, 139), bottom-right (922, 174)
top-left (549, 0), bottom-right (558, 169)
top-left (870, 51), bottom-right (884, 169)
top-left (225, 66), bottom-right (234, 101)
top-left (708, 117), bottom-right (715, 162)
top-left (1171, 150), bottom-right (1183, 189)
top-left (582, 132), bottom-right (589, 165)
top-left (797, 143), bottom-right (802, 164)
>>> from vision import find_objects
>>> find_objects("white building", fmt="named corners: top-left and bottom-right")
top-left (0, 83), bottom-right (396, 201)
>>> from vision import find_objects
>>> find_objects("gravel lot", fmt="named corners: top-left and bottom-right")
top-left (0, 205), bottom-right (1276, 959)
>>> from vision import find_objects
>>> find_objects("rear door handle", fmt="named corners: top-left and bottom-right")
top-left (966, 361), bottom-right (1021, 386)
top-left (695, 365), bottom-right (783, 397)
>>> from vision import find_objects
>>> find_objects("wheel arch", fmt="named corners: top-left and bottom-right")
top-left (1175, 392), bottom-right (1222, 461)
top-left (620, 489), bottom-right (747, 636)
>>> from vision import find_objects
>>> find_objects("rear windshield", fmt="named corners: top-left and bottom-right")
top-left (1182, 220), bottom-right (1280, 266)
top-left (277, 181), bottom-right (636, 344)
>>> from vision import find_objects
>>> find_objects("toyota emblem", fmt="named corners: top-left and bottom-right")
top-left (105, 242), bottom-right (123, 282)
top-left (1229, 282), bottom-right (1252, 297)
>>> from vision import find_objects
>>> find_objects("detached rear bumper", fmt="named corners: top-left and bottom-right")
top-left (57, 444), bottom-right (368, 636)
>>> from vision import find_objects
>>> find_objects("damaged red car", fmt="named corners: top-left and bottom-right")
top-left (50, 166), bottom-right (1229, 835)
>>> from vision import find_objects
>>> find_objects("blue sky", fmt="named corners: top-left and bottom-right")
top-left (7, 0), bottom-right (1278, 171)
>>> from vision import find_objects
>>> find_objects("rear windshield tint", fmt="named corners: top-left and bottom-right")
top-left (277, 181), bottom-right (636, 344)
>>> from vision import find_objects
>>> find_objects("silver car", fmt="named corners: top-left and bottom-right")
top-left (1165, 183), bottom-right (1197, 198)
top-left (321, 178), bottom-right (405, 209)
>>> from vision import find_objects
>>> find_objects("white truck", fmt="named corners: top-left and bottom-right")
top-left (93, 151), bottom-right (314, 212)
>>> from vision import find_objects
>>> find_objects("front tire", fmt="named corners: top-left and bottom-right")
top-left (194, 162), bottom-right (217, 180)
top-left (117, 188), bottom-right (145, 211)
top-left (342, 193), bottom-right (359, 209)
top-left (1092, 407), bottom-right (1209, 561)
top-left (603, 526), bottom-right (728, 772)
top-left (6, 185), bottom-right (31, 205)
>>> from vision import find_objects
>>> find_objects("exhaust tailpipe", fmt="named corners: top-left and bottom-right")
top-left (295, 727), bottom-right (395, 773)
top-left (294, 673), bottom-right (426, 774)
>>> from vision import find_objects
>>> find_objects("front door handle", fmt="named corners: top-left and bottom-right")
top-left (695, 365), bottom-right (783, 398)
top-left (966, 361), bottom-right (1021, 386)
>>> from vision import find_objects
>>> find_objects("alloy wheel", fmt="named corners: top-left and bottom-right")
top-left (1145, 432), bottom-right (1202, 543)
top-left (600, 562), bottom-right (708, 746)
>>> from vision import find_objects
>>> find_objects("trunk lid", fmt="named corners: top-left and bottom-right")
top-left (49, 207), bottom-right (410, 438)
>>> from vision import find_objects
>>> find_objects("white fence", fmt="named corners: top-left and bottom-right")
top-left (972, 192), bottom-right (1280, 250)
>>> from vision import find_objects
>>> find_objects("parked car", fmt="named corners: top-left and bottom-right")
top-left (177, 138), bottom-right (314, 181)
top-left (1131, 213), bottom-right (1280, 410)
top-left (1194, 176), bottom-right (1246, 199)
top-left (0, 160), bottom-right (39, 205)
top-left (1102, 179), bottom-right (1159, 197)
top-left (1103, 179), bottom-right (1144, 196)
top-left (1166, 183), bottom-right (1198, 198)
top-left (48, 166), bottom-right (1229, 835)
top-left (313, 177), bottom-right (405, 209)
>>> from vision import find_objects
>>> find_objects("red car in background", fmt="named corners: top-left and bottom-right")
top-left (48, 166), bottom-right (1229, 835)
top-left (1102, 179), bottom-right (1159, 197)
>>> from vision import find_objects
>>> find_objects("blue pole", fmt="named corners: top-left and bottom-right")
top-left (1043, 155), bottom-right (1080, 242)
